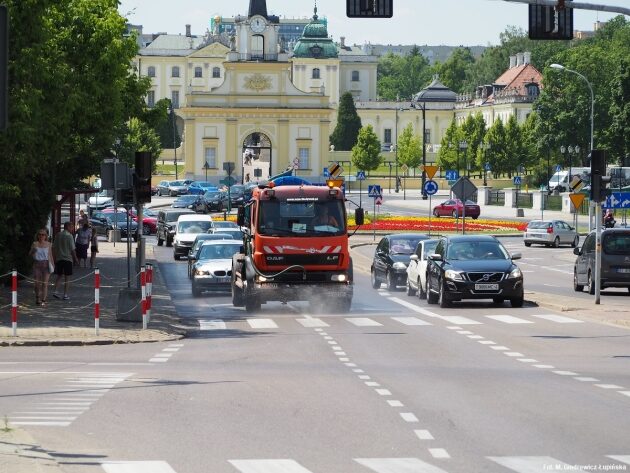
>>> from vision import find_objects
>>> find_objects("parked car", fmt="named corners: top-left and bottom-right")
top-left (103, 207), bottom-right (158, 235)
top-left (187, 233), bottom-right (236, 278)
top-left (201, 190), bottom-right (229, 212)
top-left (188, 181), bottom-right (218, 195)
top-left (405, 239), bottom-right (439, 299)
top-left (573, 228), bottom-right (630, 294)
top-left (426, 235), bottom-right (524, 308)
top-left (524, 220), bottom-right (579, 248)
top-left (371, 233), bottom-right (431, 290)
top-left (90, 210), bottom-right (138, 241)
top-left (171, 194), bottom-right (203, 210)
top-left (173, 214), bottom-right (214, 260)
top-left (156, 209), bottom-right (195, 247)
top-left (432, 199), bottom-right (480, 219)
top-left (191, 240), bottom-right (243, 297)
top-left (156, 180), bottom-right (188, 197)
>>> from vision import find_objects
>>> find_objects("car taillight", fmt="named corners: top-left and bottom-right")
top-left (547, 226), bottom-right (553, 234)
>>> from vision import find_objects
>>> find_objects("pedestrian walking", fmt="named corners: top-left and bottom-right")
top-left (75, 222), bottom-right (91, 267)
top-left (90, 227), bottom-right (99, 268)
top-left (77, 209), bottom-right (89, 230)
top-left (52, 221), bottom-right (78, 300)
top-left (30, 228), bottom-right (55, 306)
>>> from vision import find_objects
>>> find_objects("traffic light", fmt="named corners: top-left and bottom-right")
top-left (134, 151), bottom-right (152, 204)
top-left (528, 3), bottom-right (573, 40)
top-left (590, 149), bottom-right (611, 203)
top-left (346, 0), bottom-right (392, 18)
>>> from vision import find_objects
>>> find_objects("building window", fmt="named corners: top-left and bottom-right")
top-left (527, 84), bottom-right (539, 97)
top-left (351, 70), bottom-right (360, 81)
top-left (298, 148), bottom-right (310, 169)
top-left (251, 35), bottom-right (264, 59)
top-left (312, 68), bottom-right (320, 79)
top-left (384, 128), bottom-right (392, 144)
top-left (212, 67), bottom-right (221, 78)
top-left (204, 147), bottom-right (217, 168)
top-left (171, 90), bottom-right (179, 109)
top-left (172, 66), bottom-right (180, 78)
top-left (147, 90), bottom-right (155, 108)
top-left (147, 66), bottom-right (155, 78)
top-left (194, 66), bottom-right (202, 78)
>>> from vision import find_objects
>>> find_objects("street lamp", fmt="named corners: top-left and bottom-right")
top-left (458, 140), bottom-right (468, 178)
top-left (481, 143), bottom-right (491, 186)
top-left (203, 161), bottom-right (211, 181)
top-left (412, 101), bottom-right (428, 199)
top-left (169, 104), bottom-right (179, 180)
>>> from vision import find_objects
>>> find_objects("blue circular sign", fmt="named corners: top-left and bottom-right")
top-left (424, 179), bottom-right (439, 196)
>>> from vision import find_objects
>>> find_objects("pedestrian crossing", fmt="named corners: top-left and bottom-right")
top-left (100, 455), bottom-right (630, 472)
top-left (9, 372), bottom-right (131, 427)
top-left (197, 312), bottom-right (584, 331)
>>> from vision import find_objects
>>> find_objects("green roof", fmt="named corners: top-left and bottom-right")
top-left (292, 6), bottom-right (338, 59)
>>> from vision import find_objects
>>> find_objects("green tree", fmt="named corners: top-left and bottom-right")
top-left (437, 119), bottom-right (462, 172)
top-left (377, 47), bottom-right (432, 100)
top-left (117, 118), bottom-right (163, 169)
top-left (151, 99), bottom-right (181, 150)
top-left (484, 119), bottom-right (509, 176)
top-left (0, 0), bottom-right (150, 274)
top-left (436, 47), bottom-right (476, 94)
top-left (351, 125), bottom-right (382, 172)
top-left (504, 114), bottom-right (525, 173)
top-left (396, 124), bottom-right (423, 169)
top-left (607, 58), bottom-right (630, 164)
top-left (460, 113), bottom-right (486, 173)
top-left (330, 92), bottom-right (362, 151)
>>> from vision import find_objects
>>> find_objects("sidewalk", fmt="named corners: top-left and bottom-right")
top-left (0, 237), bottom-right (195, 346)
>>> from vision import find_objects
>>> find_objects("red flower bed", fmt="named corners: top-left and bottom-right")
top-left (349, 216), bottom-right (527, 233)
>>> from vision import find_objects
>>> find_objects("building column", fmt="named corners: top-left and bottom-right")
top-left (183, 117), bottom-right (195, 177)
top-left (319, 119), bottom-right (331, 179)
top-left (277, 118), bottom-right (289, 177)
top-left (226, 117), bottom-right (239, 181)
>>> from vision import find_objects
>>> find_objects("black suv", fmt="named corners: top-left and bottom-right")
top-left (371, 233), bottom-right (430, 290)
top-left (156, 209), bottom-right (194, 247)
top-left (426, 235), bottom-right (524, 308)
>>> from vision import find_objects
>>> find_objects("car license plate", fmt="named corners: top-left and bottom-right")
top-left (475, 283), bottom-right (499, 291)
top-left (617, 268), bottom-right (630, 273)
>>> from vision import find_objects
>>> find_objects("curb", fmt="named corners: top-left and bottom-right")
top-left (0, 333), bottom-right (185, 347)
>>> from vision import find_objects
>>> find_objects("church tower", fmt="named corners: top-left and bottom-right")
top-left (232, 0), bottom-right (282, 61)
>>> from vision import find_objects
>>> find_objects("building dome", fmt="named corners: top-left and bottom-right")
top-left (292, 5), bottom-right (338, 59)
top-left (413, 75), bottom-right (457, 103)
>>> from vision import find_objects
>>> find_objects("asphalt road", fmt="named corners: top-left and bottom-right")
top-left (1, 235), bottom-right (629, 473)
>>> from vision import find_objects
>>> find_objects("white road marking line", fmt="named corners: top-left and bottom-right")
top-left (328, 341), bottom-right (338, 345)
top-left (324, 336), bottom-right (333, 340)
top-left (376, 389), bottom-right (392, 396)
top-left (456, 330), bottom-right (473, 335)
top-left (439, 316), bottom-right (481, 325)
top-left (534, 365), bottom-right (555, 369)
top-left (339, 358), bottom-right (349, 362)
top-left (152, 354), bottom-right (172, 358)
top-left (595, 384), bottom-right (624, 389)
top-left (400, 412), bottom-right (419, 422)
top-left (149, 358), bottom-right (168, 363)
top-left (229, 459), bottom-right (314, 472)
top-left (618, 391), bottom-right (630, 398)
top-left (169, 344), bottom-right (184, 347)
top-left (380, 292), bottom-right (392, 296)
top-left (391, 317), bottom-right (432, 326)
top-left (101, 461), bottom-right (178, 473)
top-left (485, 315), bottom-right (533, 324)
top-left (162, 348), bottom-right (180, 352)
top-left (479, 340), bottom-right (496, 345)
top-left (553, 370), bottom-right (579, 376)
top-left (346, 317), bottom-right (383, 327)
top-left (355, 457), bottom-right (449, 473)
top-left (353, 369), bottom-right (365, 373)
top-left (336, 352), bottom-right (347, 356)
top-left (39, 402), bottom-right (91, 406)
top-left (314, 328), bottom-right (323, 332)
top-left (358, 375), bottom-right (371, 380)
top-left (487, 456), bottom-right (576, 472)
top-left (366, 382), bottom-right (381, 387)
top-left (199, 320), bottom-right (226, 330)
top-left (428, 449), bottom-right (450, 459)
top-left (490, 346), bottom-right (510, 351)
top-left (388, 297), bottom-right (441, 318)
top-left (297, 318), bottom-right (329, 327)
top-left (608, 456), bottom-right (630, 465)
top-left (518, 359), bottom-right (538, 363)
top-left (345, 363), bottom-right (357, 367)
top-left (574, 377), bottom-right (599, 382)
top-left (415, 430), bottom-right (434, 440)
top-left (505, 352), bottom-right (525, 357)
top-left (247, 319), bottom-right (278, 329)
top-left (387, 400), bottom-right (403, 407)
top-left (468, 335), bottom-right (484, 339)
top-left (446, 326), bottom-right (462, 330)
top-left (530, 314), bottom-right (584, 324)
top-left (10, 421), bottom-right (70, 426)
top-left (10, 416), bottom-right (76, 420)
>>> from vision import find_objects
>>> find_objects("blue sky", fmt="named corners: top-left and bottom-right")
top-left (118, 0), bottom-right (628, 46)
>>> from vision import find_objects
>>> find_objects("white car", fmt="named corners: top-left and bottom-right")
top-left (87, 189), bottom-right (114, 211)
top-left (405, 239), bottom-right (439, 299)
top-left (191, 240), bottom-right (243, 297)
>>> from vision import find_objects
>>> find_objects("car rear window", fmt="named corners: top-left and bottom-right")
top-left (527, 221), bottom-right (551, 229)
top-left (603, 233), bottom-right (630, 255)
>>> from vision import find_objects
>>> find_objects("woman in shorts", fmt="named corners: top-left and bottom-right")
top-left (30, 228), bottom-right (54, 306)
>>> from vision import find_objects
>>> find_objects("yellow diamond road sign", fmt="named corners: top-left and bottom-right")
top-left (328, 162), bottom-right (343, 178)
top-left (400, 164), bottom-right (409, 174)
top-left (569, 193), bottom-right (585, 211)
top-left (423, 165), bottom-right (438, 179)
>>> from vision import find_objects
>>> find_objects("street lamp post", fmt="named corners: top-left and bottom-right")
top-left (203, 161), bottom-right (210, 181)
top-left (413, 101), bottom-right (428, 199)
top-left (550, 63), bottom-right (600, 303)
top-left (394, 108), bottom-right (400, 193)
top-left (482, 143), bottom-right (491, 186)
top-left (458, 140), bottom-right (468, 178)
top-left (169, 104), bottom-right (179, 180)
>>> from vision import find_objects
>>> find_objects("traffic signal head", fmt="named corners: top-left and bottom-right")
top-left (589, 149), bottom-right (610, 203)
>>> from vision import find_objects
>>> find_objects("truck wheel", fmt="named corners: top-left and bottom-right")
top-left (333, 297), bottom-right (352, 313)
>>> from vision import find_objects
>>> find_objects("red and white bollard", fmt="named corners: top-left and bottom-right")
top-left (11, 270), bottom-right (17, 336)
top-left (94, 268), bottom-right (100, 336)
top-left (140, 266), bottom-right (147, 330)
top-left (146, 263), bottom-right (153, 325)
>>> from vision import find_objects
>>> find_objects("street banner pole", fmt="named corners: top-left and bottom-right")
top-left (11, 269), bottom-right (17, 336)
top-left (146, 263), bottom-right (153, 324)
top-left (373, 197), bottom-right (376, 241)
top-left (429, 195), bottom-right (432, 236)
top-left (141, 266), bottom-right (147, 329)
top-left (94, 268), bottom-right (100, 336)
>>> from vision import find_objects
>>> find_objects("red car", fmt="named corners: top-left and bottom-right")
top-left (432, 199), bottom-right (480, 219)
top-left (102, 207), bottom-right (158, 235)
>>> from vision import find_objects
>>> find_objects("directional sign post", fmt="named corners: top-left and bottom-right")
top-left (424, 180), bottom-right (439, 236)
top-left (400, 164), bottom-right (409, 200)
top-left (356, 171), bottom-right (366, 208)
top-left (513, 176), bottom-right (522, 215)
top-left (445, 170), bottom-right (459, 182)
top-left (323, 167), bottom-right (330, 178)
top-left (603, 192), bottom-right (630, 209)
top-left (451, 177), bottom-right (478, 235)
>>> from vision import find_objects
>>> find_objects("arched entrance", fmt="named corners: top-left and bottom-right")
top-left (242, 132), bottom-right (272, 184)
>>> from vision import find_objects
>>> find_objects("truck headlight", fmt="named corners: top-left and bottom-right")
top-left (508, 267), bottom-right (522, 279)
top-left (256, 275), bottom-right (268, 282)
top-left (445, 269), bottom-right (464, 281)
top-left (392, 262), bottom-right (407, 270)
top-left (331, 274), bottom-right (347, 282)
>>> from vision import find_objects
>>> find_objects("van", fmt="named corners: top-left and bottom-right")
top-left (573, 228), bottom-right (630, 294)
top-left (173, 214), bottom-right (214, 260)
top-left (548, 167), bottom-right (590, 192)
top-left (156, 209), bottom-right (195, 247)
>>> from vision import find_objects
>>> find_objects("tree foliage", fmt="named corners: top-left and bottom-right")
top-left (330, 92), bottom-right (362, 151)
top-left (377, 47), bottom-right (432, 100)
top-left (396, 124), bottom-right (423, 169)
top-left (351, 125), bottom-right (382, 172)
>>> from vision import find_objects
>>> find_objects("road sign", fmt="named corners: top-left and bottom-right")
top-left (569, 175), bottom-right (585, 193)
top-left (445, 170), bottom-right (459, 181)
top-left (603, 192), bottom-right (630, 209)
top-left (555, 164), bottom-right (562, 172)
top-left (368, 184), bottom-right (382, 198)
top-left (513, 176), bottom-right (522, 186)
top-left (423, 165), bottom-right (438, 179)
top-left (323, 167), bottom-right (330, 177)
top-left (375, 195), bottom-right (383, 206)
top-left (423, 179), bottom-right (438, 196)
top-left (569, 193), bottom-right (586, 211)
top-left (328, 162), bottom-right (343, 178)
top-left (400, 164), bottom-right (409, 174)
top-left (356, 171), bottom-right (366, 181)
top-left (223, 162), bottom-right (235, 174)
top-left (220, 176), bottom-right (236, 186)
top-left (484, 162), bottom-right (491, 172)
top-left (451, 177), bottom-right (477, 201)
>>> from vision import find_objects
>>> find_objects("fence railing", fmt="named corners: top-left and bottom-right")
top-left (515, 192), bottom-right (533, 208)
top-left (487, 190), bottom-right (505, 206)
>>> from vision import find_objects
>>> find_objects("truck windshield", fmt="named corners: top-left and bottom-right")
top-left (258, 200), bottom-right (345, 236)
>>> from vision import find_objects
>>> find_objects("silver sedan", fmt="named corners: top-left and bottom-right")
top-left (523, 220), bottom-right (579, 248)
